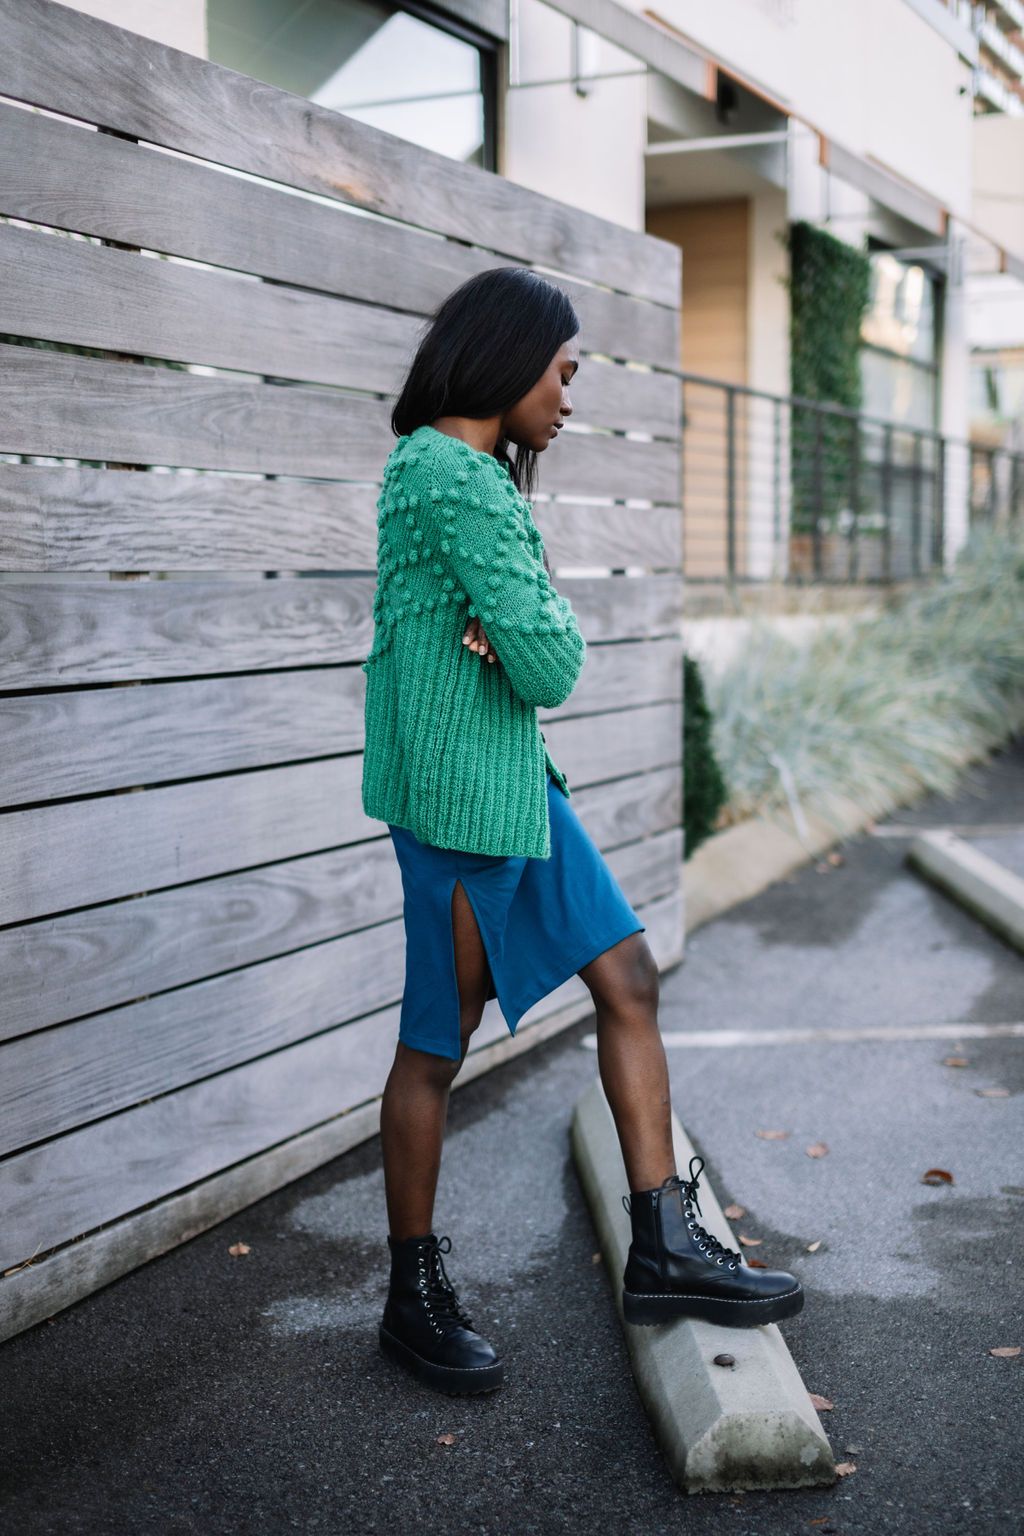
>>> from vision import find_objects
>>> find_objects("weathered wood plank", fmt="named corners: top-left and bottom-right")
top-left (0, 341), bottom-right (392, 478)
top-left (0, 464), bottom-right (679, 573)
top-left (0, 463), bottom-right (379, 573)
top-left (1, 709), bottom-right (680, 926)
top-left (2, 639), bottom-right (680, 806)
top-left (0, 887), bottom-right (681, 1275)
top-left (544, 702), bottom-right (683, 787)
top-left (1, 756), bottom-right (366, 928)
top-left (0, 224), bottom-right (680, 439)
top-left (0, 102), bottom-right (680, 371)
top-left (0, 0), bottom-right (679, 307)
top-left (0, 574), bottom-right (681, 689)
top-left (0, 899), bottom-right (686, 1343)
top-left (0, 344), bottom-right (677, 498)
top-left (1, 764), bottom-right (681, 1039)
top-left (0, 824), bottom-right (678, 1154)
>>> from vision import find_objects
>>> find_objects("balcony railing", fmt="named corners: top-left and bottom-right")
top-left (675, 371), bottom-right (1023, 586)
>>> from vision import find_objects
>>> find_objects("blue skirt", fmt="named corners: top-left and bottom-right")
top-left (387, 771), bottom-right (647, 1060)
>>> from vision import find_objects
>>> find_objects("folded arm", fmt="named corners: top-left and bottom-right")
top-left (429, 449), bottom-right (586, 710)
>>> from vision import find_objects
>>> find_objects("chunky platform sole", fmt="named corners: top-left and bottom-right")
top-left (378, 1323), bottom-right (504, 1394)
top-left (622, 1282), bottom-right (804, 1329)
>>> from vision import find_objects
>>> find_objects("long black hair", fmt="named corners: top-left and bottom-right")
top-left (390, 266), bottom-right (579, 502)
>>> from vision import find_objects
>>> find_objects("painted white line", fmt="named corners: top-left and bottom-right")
top-left (580, 1022), bottom-right (1024, 1051)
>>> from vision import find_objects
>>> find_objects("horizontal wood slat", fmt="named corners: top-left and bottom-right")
top-left (0, 574), bottom-right (682, 690)
top-left (0, 345), bottom-right (678, 499)
top-left (0, 0), bottom-right (684, 1335)
top-left (0, 824), bottom-right (679, 1155)
top-left (0, 224), bottom-right (680, 438)
top-left (0, 102), bottom-right (681, 372)
top-left (0, 463), bottom-right (681, 573)
top-left (2, 710), bottom-right (680, 927)
top-left (0, 0), bottom-right (679, 307)
top-left (0, 888), bottom-right (682, 1275)
top-left (2, 639), bottom-right (681, 807)
top-left (1, 763), bottom-right (681, 1042)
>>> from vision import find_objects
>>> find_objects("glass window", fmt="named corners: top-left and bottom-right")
top-left (208, 0), bottom-right (496, 169)
top-left (860, 246), bottom-right (940, 430)
top-left (860, 348), bottom-right (937, 432)
top-left (861, 252), bottom-right (937, 365)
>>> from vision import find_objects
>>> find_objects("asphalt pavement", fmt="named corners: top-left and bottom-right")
top-left (1, 737), bottom-right (1021, 1536)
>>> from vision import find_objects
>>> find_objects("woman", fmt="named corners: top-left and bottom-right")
top-left (361, 267), bottom-right (803, 1397)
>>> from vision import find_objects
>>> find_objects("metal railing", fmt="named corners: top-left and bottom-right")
top-left (676, 371), bottom-right (1024, 585)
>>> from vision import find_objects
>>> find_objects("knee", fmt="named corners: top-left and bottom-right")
top-left (600, 938), bottom-right (659, 1017)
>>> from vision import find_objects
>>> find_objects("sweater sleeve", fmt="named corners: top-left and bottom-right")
top-left (427, 441), bottom-right (587, 711)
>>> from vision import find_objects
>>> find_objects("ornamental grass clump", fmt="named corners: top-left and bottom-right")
top-left (706, 520), bottom-right (1024, 833)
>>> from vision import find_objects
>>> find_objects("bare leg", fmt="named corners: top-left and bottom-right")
top-left (380, 878), bottom-right (492, 1240)
top-left (579, 931), bottom-right (677, 1192)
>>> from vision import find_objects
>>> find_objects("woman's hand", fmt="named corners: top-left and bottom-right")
top-left (462, 547), bottom-right (550, 662)
top-left (462, 615), bottom-right (496, 662)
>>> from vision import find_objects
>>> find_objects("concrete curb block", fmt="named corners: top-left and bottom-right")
top-left (685, 790), bottom-right (873, 933)
top-left (906, 828), bottom-right (1024, 955)
top-left (570, 1077), bottom-right (835, 1494)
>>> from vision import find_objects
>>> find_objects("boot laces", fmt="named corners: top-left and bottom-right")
top-left (416, 1234), bottom-right (475, 1334)
top-left (659, 1157), bottom-right (742, 1270)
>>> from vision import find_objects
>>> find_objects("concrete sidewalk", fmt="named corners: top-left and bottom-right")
top-left (1, 738), bottom-right (1022, 1535)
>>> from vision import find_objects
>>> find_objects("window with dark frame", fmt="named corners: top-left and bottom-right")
top-left (207, 0), bottom-right (498, 171)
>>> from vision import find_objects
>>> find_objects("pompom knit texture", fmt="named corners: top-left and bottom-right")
top-left (361, 424), bottom-right (588, 858)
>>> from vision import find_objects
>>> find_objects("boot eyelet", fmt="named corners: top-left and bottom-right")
top-left (716, 1256), bottom-right (724, 1264)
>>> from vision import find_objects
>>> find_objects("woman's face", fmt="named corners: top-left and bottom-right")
top-left (502, 335), bottom-right (580, 454)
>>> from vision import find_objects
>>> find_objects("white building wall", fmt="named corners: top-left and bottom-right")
top-left (55, 0), bottom-right (207, 54)
top-left (615, 0), bottom-right (971, 218)
top-left (504, 0), bottom-right (647, 230)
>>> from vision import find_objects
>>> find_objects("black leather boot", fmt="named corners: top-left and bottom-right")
top-left (621, 1157), bottom-right (804, 1328)
top-left (378, 1232), bottom-right (504, 1394)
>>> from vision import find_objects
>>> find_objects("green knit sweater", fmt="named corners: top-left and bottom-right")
top-left (361, 424), bottom-right (588, 858)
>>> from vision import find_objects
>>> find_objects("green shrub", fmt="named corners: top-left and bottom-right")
top-left (683, 652), bottom-right (729, 859)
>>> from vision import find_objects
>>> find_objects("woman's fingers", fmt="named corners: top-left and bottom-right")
top-left (462, 616), bottom-right (495, 661)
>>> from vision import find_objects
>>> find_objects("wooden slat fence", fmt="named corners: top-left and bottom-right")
top-left (0, 0), bottom-right (684, 1340)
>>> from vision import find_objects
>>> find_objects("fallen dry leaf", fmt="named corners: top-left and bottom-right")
top-left (228, 1242), bottom-right (250, 1256)
top-left (738, 1234), bottom-right (763, 1247)
top-left (755, 1129), bottom-right (791, 1141)
top-left (806, 1240), bottom-right (822, 1253)
top-left (975, 1087), bottom-right (1010, 1098)
top-left (746, 1258), bottom-right (768, 1269)
top-left (920, 1168), bottom-right (954, 1186)
top-left (834, 1461), bottom-right (857, 1478)
top-left (805, 1142), bottom-right (830, 1159)
top-left (988, 1345), bottom-right (1021, 1358)
top-left (808, 1393), bottom-right (834, 1411)
top-left (943, 1056), bottom-right (969, 1067)
top-left (591, 1251), bottom-right (602, 1264)
top-left (723, 1203), bottom-right (746, 1220)
top-left (436, 1433), bottom-right (457, 1446)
